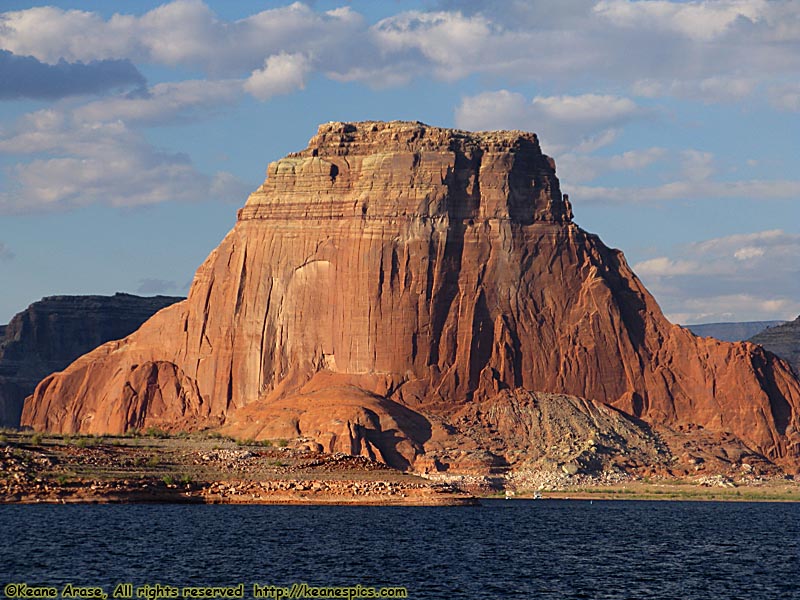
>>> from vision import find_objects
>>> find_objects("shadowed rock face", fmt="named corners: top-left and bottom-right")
top-left (21, 122), bottom-right (800, 470)
top-left (750, 316), bottom-right (800, 376)
top-left (0, 293), bottom-right (183, 426)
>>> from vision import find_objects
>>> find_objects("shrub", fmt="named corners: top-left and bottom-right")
top-left (145, 427), bottom-right (169, 439)
top-left (146, 455), bottom-right (160, 468)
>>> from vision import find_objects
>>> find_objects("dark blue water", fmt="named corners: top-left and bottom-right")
top-left (1, 500), bottom-right (798, 600)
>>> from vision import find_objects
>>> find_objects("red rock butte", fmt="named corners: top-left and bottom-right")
top-left (22, 121), bottom-right (800, 472)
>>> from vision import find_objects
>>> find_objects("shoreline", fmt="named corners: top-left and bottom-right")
top-left (2, 432), bottom-right (797, 506)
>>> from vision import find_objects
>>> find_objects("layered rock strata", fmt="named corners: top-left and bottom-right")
top-left (22, 122), bottom-right (800, 471)
top-left (750, 316), bottom-right (800, 376)
top-left (0, 293), bottom-right (182, 426)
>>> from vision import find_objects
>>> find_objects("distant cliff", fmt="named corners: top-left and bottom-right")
top-left (0, 293), bottom-right (183, 426)
top-left (686, 321), bottom-right (784, 342)
top-left (749, 316), bottom-right (800, 376)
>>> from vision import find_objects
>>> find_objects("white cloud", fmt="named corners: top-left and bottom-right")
top-left (573, 129), bottom-right (620, 153)
top-left (454, 89), bottom-right (527, 131)
top-left (570, 176), bottom-right (800, 204)
top-left (633, 257), bottom-right (700, 277)
top-left (690, 229), bottom-right (798, 254)
top-left (632, 77), bottom-right (757, 102)
top-left (244, 53), bottom-right (311, 100)
top-left (680, 150), bottom-right (715, 182)
top-left (667, 295), bottom-right (800, 325)
top-left (0, 107), bottom-right (248, 213)
top-left (532, 94), bottom-right (640, 123)
top-left (372, 10), bottom-right (498, 81)
top-left (73, 79), bottom-right (242, 125)
top-left (455, 91), bottom-right (648, 152)
top-left (0, 1), bottom-right (364, 76)
top-left (593, 0), bottom-right (768, 41)
top-left (0, 6), bottom-right (128, 64)
top-left (2, 0), bottom-right (797, 100)
top-left (734, 246), bottom-right (766, 260)
top-left (633, 229), bottom-right (800, 323)
top-left (768, 83), bottom-right (800, 111)
top-left (557, 147), bottom-right (666, 183)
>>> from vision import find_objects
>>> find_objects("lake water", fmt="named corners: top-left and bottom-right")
top-left (1, 500), bottom-right (798, 599)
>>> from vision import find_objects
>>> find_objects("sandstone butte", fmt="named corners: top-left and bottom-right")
top-left (21, 121), bottom-right (800, 473)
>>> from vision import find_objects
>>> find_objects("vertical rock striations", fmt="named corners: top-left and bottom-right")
top-left (21, 122), bottom-right (800, 470)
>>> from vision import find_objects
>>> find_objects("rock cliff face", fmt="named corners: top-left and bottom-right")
top-left (750, 316), bottom-right (800, 376)
top-left (21, 122), bottom-right (800, 471)
top-left (0, 293), bottom-right (183, 426)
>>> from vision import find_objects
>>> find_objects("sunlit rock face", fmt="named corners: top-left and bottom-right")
top-left (22, 122), bottom-right (800, 470)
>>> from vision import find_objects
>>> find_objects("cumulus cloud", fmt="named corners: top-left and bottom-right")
top-left (1, 0), bottom-right (798, 101)
top-left (593, 0), bottom-right (767, 41)
top-left (371, 10), bottom-right (501, 81)
top-left (0, 50), bottom-right (145, 100)
top-left (244, 53), bottom-right (311, 100)
top-left (0, 2), bottom-right (363, 76)
top-left (633, 229), bottom-right (800, 323)
top-left (0, 108), bottom-right (249, 213)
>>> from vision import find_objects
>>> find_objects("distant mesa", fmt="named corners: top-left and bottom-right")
top-left (20, 121), bottom-right (800, 474)
top-left (0, 293), bottom-right (183, 427)
top-left (686, 320), bottom-right (785, 343)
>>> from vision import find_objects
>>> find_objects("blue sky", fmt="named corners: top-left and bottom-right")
top-left (0, 0), bottom-right (798, 325)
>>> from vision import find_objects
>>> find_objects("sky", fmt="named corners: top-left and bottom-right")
top-left (0, 0), bottom-right (798, 326)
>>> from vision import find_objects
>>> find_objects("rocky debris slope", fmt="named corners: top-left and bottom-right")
top-left (419, 390), bottom-right (672, 475)
top-left (749, 316), bottom-right (800, 376)
top-left (0, 293), bottom-right (183, 427)
top-left (22, 121), bottom-right (800, 472)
